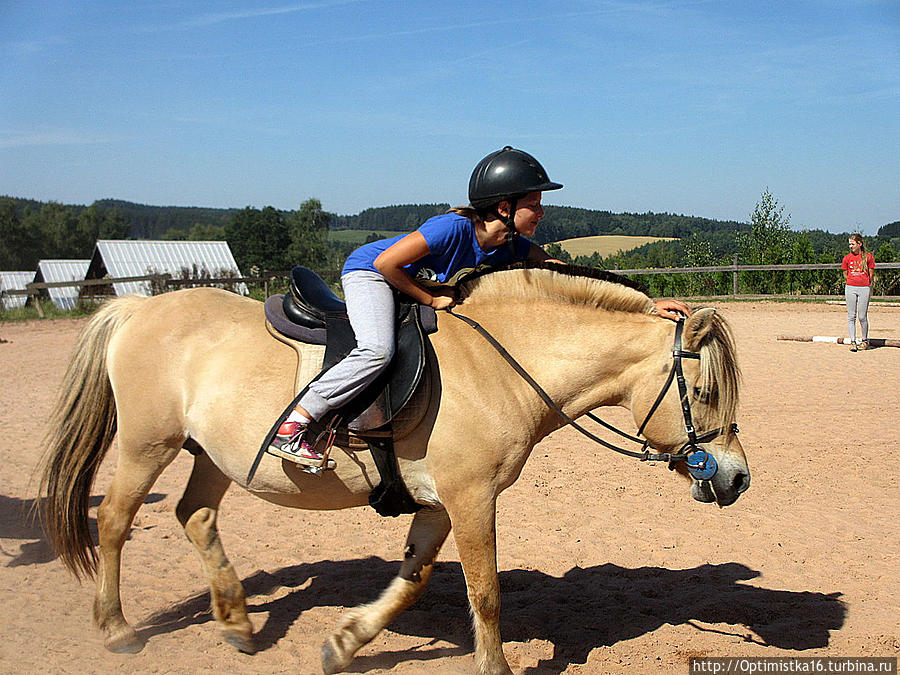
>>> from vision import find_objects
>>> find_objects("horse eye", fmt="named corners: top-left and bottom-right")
top-left (693, 387), bottom-right (712, 404)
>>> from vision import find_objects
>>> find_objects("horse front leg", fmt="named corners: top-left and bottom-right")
top-left (446, 493), bottom-right (511, 675)
top-left (175, 450), bottom-right (254, 653)
top-left (321, 507), bottom-right (451, 674)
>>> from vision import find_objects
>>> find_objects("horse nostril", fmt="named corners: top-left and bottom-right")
top-left (733, 472), bottom-right (751, 493)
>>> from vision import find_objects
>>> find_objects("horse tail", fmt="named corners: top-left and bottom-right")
top-left (37, 295), bottom-right (144, 580)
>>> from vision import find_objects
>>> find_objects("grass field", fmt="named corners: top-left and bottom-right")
top-left (554, 234), bottom-right (678, 257)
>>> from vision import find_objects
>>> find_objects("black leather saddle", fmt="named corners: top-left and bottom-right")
top-left (259, 267), bottom-right (437, 517)
top-left (264, 266), bottom-right (437, 431)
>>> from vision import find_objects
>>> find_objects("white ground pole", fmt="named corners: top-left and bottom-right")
top-left (778, 335), bottom-right (900, 348)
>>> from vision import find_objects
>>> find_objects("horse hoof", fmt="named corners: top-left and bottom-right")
top-left (105, 628), bottom-right (145, 654)
top-left (223, 630), bottom-right (256, 654)
top-left (321, 640), bottom-right (352, 675)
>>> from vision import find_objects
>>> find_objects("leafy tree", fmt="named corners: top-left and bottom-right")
top-left (683, 236), bottom-right (728, 295)
top-left (187, 222), bottom-right (226, 240)
top-left (97, 207), bottom-right (129, 240)
top-left (873, 241), bottom-right (898, 295)
top-left (364, 232), bottom-right (385, 245)
top-left (161, 228), bottom-right (188, 240)
top-left (226, 206), bottom-right (291, 272)
top-left (543, 242), bottom-right (572, 263)
top-left (287, 198), bottom-right (333, 271)
top-left (740, 188), bottom-right (794, 293)
top-left (744, 188), bottom-right (792, 263)
top-left (76, 204), bottom-right (128, 250)
top-left (876, 221), bottom-right (900, 238)
top-left (787, 232), bottom-right (817, 292)
top-left (25, 202), bottom-right (80, 259)
top-left (0, 197), bottom-right (40, 268)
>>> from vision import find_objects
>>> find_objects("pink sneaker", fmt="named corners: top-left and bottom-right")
top-left (267, 421), bottom-right (324, 464)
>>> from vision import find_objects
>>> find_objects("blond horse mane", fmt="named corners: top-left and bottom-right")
top-left (457, 262), bottom-right (739, 434)
top-left (457, 261), bottom-right (655, 314)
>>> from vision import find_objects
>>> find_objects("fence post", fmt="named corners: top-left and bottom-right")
top-left (26, 283), bottom-right (45, 318)
top-left (732, 255), bottom-right (738, 296)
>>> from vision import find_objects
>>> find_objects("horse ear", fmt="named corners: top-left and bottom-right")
top-left (683, 308), bottom-right (717, 351)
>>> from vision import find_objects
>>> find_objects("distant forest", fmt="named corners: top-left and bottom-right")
top-left (4, 196), bottom-right (752, 243)
top-left (2, 195), bottom-right (897, 295)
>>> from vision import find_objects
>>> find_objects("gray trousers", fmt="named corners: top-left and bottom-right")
top-left (845, 284), bottom-right (871, 341)
top-left (298, 270), bottom-right (396, 420)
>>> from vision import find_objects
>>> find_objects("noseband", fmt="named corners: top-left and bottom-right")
top-left (446, 310), bottom-right (738, 480)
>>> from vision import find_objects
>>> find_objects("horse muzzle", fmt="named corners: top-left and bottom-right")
top-left (689, 454), bottom-right (751, 506)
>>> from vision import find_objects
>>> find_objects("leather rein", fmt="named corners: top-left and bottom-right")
top-left (445, 308), bottom-right (738, 478)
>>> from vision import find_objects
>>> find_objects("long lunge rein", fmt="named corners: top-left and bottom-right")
top-left (445, 308), bottom-right (738, 482)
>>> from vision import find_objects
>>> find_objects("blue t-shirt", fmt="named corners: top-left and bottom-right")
top-left (342, 212), bottom-right (532, 282)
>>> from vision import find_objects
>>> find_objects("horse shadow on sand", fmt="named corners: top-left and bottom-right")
top-left (138, 557), bottom-right (845, 674)
top-left (0, 493), bottom-right (167, 567)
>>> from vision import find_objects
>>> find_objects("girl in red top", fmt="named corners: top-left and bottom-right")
top-left (841, 233), bottom-right (875, 351)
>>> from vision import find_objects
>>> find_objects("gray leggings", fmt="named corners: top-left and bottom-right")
top-left (845, 285), bottom-right (870, 341)
top-left (298, 270), bottom-right (396, 420)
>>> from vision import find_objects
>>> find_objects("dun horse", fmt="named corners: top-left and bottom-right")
top-left (39, 264), bottom-right (749, 675)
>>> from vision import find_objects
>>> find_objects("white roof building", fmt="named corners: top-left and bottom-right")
top-left (82, 240), bottom-right (246, 297)
top-left (0, 271), bottom-right (35, 310)
top-left (33, 259), bottom-right (90, 310)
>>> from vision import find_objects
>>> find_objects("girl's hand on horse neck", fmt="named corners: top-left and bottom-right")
top-left (654, 298), bottom-right (692, 321)
top-left (429, 291), bottom-right (456, 310)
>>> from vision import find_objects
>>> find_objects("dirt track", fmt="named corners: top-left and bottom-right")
top-left (1, 301), bottom-right (898, 674)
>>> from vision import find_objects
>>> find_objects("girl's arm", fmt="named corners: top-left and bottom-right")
top-left (373, 232), bottom-right (455, 309)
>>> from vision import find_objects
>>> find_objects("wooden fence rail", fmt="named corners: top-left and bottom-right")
top-left (612, 261), bottom-right (900, 297)
top-left (1, 273), bottom-right (269, 318)
top-left (3, 263), bottom-right (900, 317)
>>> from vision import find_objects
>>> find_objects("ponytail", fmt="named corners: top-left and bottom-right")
top-left (850, 233), bottom-right (868, 268)
top-left (447, 205), bottom-right (485, 227)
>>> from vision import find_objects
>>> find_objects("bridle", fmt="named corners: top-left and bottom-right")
top-left (446, 309), bottom-right (738, 481)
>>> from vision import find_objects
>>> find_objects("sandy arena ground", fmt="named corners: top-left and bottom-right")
top-left (0, 301), bottom-right (898, 674)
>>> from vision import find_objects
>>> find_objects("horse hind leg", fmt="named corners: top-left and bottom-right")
top-left (175, 450), bottom-right (254, 654)
top-left (93, 438), bottom-right (181, 654)
top-left (321, 507), bottom-right (451, 675)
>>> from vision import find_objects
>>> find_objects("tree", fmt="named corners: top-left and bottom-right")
top-left (26, 202), bottom-right (80, 259)
top-left (876, 221), bottom-right (900, 238)
top-left (740, 188), bottom-right (794, 293)
top-left (187, 223), bottom-right (226, 241)
top-left (543, 242), bottom-right (572, 263)
top-left (77, 204), bottom-right (128, 250)
top-left (745, 188), bottom-right (792, 264)
top-left (287, 198), bottom-right (333, 271)
top-left (0, 197), bottom-right (40, 269)
top-left (225, 206), bottom-right (291, 272)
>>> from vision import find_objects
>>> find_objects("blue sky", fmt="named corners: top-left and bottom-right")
top-left (1, 1), bottom-right (898, 234)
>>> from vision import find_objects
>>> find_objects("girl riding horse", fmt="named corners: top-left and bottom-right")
top-left (268, 146), bottom-right (690, 466)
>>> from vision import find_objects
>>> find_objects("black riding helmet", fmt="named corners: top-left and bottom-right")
top-left (468, 146), bottom-right (563, 209)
